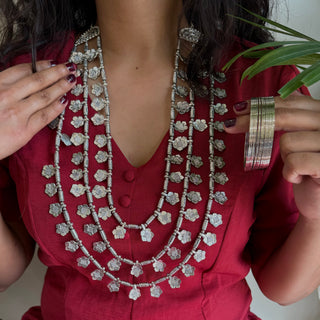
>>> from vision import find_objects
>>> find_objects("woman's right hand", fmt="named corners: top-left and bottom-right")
top-left (0, 60), bottom-right (77, 160)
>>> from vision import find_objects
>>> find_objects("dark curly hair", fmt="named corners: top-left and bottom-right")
top-left (0, 0), bottom-right (273, 81)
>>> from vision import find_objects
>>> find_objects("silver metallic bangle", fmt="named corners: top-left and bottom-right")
top-left (244, 97), bottom-right (275, 171)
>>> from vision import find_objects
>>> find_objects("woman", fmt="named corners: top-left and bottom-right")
top-left (0, 0), bottom-right (320, 319)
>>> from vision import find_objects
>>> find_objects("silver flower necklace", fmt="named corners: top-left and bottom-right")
top-left (42, 26), bottom-right (229, 300)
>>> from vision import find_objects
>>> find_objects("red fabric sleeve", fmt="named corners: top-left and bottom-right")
top-left (247, 65), bottom-right (310, 274)
top-left (0, 158), bottom-right (21, 224)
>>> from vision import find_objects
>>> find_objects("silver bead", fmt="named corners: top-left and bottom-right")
top-left (70, 51), bottom-right (84, 64)
top-left (174, 101), bottom-right (191, 114)
top-left (174, 121), bottom-right (188, 133)
top-left (185, 208), bottom-right (199, 222)
top-left (203, 232), bottom-right (217, 246)
top-left (189, 173), bottom-right (202, 186)
top-left (140, 228), bottom-right (154, 242)
top-left (179, 27), bottom-right (201, 44)
top-left (71, 152), bottom-right (84, 165)
top-left (112, 226), bottom-right (126, 239)
top-left (71, 116), bottom-right (84, 128)
top-left (91, 113), bottom-right (105, 126)
top-left (93, 241), bottom-right (107, 253)
top-left (92, 83), bottom-right (104, 96)
top-left (77, 204), bottom-right (91, 218)
top-left (214, 191), bottom-right (228, 205)
top-left (70, 169), bottom-right (83, 181)
top-left (214, 103), bottom-right (228, 115)
top-left (150, 285), bottom-right (163, 298)
top-left (91, 98), bottom-right (106, 111)
top-left (98, 207), bottom-right (112, 220)
top-left (108, 258), bottom-right (121, 271)
top-left (178, 230), bottom-right (192, 244)
top-left (209, 213), bottom-right (223, 228)
top-left (91, 269), bottom-right (104, 281)
top-left (182, 264), bottom-right (195, 277)
top-left (92, 185), bottom-right (107, 199)
top-left (129, 287), bottom-right (141, 300)
top-left (187, 191), bottom-right (202, 204)
top-left (108, 281), bottom-right (120, 292)
top-left (70, 133), bottom-right (86, 146)
top-left (173, 136), bottom-right (188, 151)
top-left (70, 184), bottom-right (86, 197)
top-left (165, 192), bottom-right (179, 205)
top-left (69, 100), bottom-right (83, 113)
top-left (193, 119), bottom-right (208, 132)
top-left (168, 276), bottom-right (181, 289)
top-left (56, 223), bottom-right (69, 236)
top-left (77, 256), bottom-right (90, 268)
top-left (193, 250), bottom-right (206, 262)
top-left (169, 172), bottom-right (184, 183)
top-left (88, 67), bottom-right (101, 80)
top-left (84, 224), bottom-right (98, 236)
top-left (157, 211), bottom-right (172, 225)
top-left (153, 260), bottom-right (166, 272)
top-left (131, 263), bottom-right (143, 278)
top-left (71, 84), bottom-right (84, 96)
top-left (49, 203), bottom-right (62, 217)
top-left (65, 240), bottom-right (79, 252)
top-left (42, 165), bottom-right (55, 179)
top-left (45, 183), bottom-right (57, 197)
top-left (95, 151), bottom-right (109, 163)
top-left (191, 156), bottom-right (203, 168)
top-left (167, 247), bottom-right (181, 260)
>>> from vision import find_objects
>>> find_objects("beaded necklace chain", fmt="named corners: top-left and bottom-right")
top-left (42, 26), bottom-right (229, 300)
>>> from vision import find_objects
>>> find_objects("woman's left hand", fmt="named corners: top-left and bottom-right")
top-left (224, 94), bottom-right (320, 220)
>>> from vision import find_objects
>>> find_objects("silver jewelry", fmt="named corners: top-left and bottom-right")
top-left (244, 97), bottom-right (275, 171)
top-left (42, 26), bottom-right (229, 300)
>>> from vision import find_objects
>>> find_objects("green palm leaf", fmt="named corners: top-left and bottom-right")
top-left (241, 42), bottom-right (320, 81)
top-left (225, 7), bottom-right (320, 98)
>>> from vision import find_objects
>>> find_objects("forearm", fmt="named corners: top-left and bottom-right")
top-left (254, 215), bottom-right (320, 305)
top-left (0, 212), bottom-right (35, 291)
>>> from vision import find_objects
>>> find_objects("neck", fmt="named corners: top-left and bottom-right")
top-left (95, 0), bottom-right (184, 65)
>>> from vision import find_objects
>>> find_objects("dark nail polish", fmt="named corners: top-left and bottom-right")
top-left (234, 101), bottom-right (248, 112)
top-left (224, 118), bottom-right (236, 128)
top-left (59, 96), bottom-right (68, 104)
top-left (66, 62), bottom-right (77, 72)
top-left (50, 60), bottom-right (58, 67)
top-left (66, 74), bottom-right (76, 83)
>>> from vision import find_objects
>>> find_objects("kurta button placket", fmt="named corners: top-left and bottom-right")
top-left (123, 170), bottom-right (136, 183)
top-left (119, 195), bottom-right (131, 208)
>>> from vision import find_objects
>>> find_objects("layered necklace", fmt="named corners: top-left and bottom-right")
top-left (42, 26), bottom-right (229, 300)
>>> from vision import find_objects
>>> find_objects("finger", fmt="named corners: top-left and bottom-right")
top-left (3, 62), bottom-right (77, 103)
top-left (275, 107), bottom-right (320, 131)
top-left (225, 107), bottom-right (320, 134)
top-left (233, 95), bottom-right (320, 116)
top-left (282, 152), bottom-right (320, 184)
top-left (27, 96), bottom-right (69, 136)
top-left (21, 74), bottom-right (77, 116)
top-left (280, 131), bottom-right (320, 161)
top-left (274, 95), bottom-right (320, 112)
top-left (0, 60), bottom-right (57, 86)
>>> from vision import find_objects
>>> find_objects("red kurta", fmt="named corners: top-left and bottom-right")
top-left (0, 34), bottom-right (308, 320)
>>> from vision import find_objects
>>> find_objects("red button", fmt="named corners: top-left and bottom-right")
top-left (123, 170), bottom-right (135, 182)
top-left (119, 195), bottom-right (131, 208)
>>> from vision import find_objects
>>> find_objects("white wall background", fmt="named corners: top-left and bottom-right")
top-left (1, 1), bottom-right (320, 319)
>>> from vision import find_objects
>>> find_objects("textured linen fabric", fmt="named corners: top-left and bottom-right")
top-left (0, 34), bottom-right (309, 320)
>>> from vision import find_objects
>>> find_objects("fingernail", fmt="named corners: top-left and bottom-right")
top-left (50, 60), bottom-right (58, 67)
top-left (224, 118), bottom-right (236, 128)
top-left (59, 96), bottom-right (68, 104)
top-left (66, 74), bottom-right (76, 83)
top-left (234, 101), bottom-right (248, 112)
top-left (66, 62), bottom-right (77, 72)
